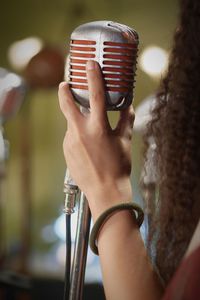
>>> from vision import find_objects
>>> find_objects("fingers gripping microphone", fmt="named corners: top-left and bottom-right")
top-left (66, 20), bottom-right (139, 110)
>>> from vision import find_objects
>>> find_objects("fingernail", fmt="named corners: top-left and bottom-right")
top-left (59, 82), bottom-right (67, 89)
top-left (86, 60), bottom-right (96, 70)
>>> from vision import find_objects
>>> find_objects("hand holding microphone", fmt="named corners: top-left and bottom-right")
top-left (58, 60), bottom-right (135, 220)
top-left (60, 20), bottom-right (139, 218)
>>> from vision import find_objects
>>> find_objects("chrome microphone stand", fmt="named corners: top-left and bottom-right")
top-left (63, 175), bottom-right (91, 300)
top-left (63, 108), bottom-right (91, 300)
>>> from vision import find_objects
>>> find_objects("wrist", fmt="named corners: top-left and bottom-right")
top-left (85, 177), bottom-right (133, 221)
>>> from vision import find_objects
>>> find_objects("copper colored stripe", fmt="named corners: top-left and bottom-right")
top-left (70, 84), bottom-right (88, 90)
top-left (70, 52), bottom-right (95, 58)
top-left (105, 80), bottom-right (133, 87)
top-left (71, 58), bottom-right (88, 64)
top-left (104, 41), bottom-right (136, 48)
top-left (70, 46), bottom-right (96, 51)
top-left (71, 78), bottom-right (132, 87)
top-left (103, 60), bottom-right (133, 67)
top-left (103, 66), bottom-right (133, 73)
top-left (107, 86), bottom-right (130, 92)
top-left (71, 78), bottom-right (87, 83)
top-left (71, 71), bottom-right (86, 77)
top-left (103, 54), bottom-right (134, 61)
top-left (71, 40), bottom-right (96, 45)
top-left (103, 73), bottom-right (133, 80)
top-left (71, 65), bottom-right (86, 70)
top-left (104, 47), bottom-right (134, 54)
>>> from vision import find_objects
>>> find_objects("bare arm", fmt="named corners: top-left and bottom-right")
top-left (58, 60), bottom-right (163, 300)
top-left (98, 209), bottom-right (163, 300)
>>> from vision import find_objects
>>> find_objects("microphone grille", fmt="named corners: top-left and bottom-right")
top-left (69, 39), bottom-right (96, 90)
top-left (67, 21), bottom-right (139, 110)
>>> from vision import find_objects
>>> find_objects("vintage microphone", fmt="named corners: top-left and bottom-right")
top-left (63, 20), bottom-right (139, 300)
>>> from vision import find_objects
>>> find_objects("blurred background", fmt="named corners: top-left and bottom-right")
top-left (0, 0), bottom-right (178, 298)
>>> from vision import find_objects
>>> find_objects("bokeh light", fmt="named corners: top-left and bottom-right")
top-left (8, 37), bottom-right (43, 71)
top-left (139, 46), bottom-right (169, 78)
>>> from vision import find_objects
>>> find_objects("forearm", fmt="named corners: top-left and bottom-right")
top-left (88, 194), bottom-right (164, 300)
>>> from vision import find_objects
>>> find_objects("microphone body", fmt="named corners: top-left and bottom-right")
top-left (66, 20), bottom-right (139, 110)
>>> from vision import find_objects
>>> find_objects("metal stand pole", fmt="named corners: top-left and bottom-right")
top-left (69, 192), bottom-right (91, 300)
top-left (63, 170), bottom-right (91, 300)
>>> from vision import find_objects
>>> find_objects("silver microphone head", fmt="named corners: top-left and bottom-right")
top-left (66, 20), bottom-right (139, 110)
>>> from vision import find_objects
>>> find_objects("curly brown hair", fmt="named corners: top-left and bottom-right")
top-left (143, 0), bottom-right (200, 284)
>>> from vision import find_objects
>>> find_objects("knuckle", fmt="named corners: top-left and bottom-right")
top-left (91, 89), bottom-right (104, 101)
top-left (92, 125), bottom-right (107, 139)
top-left (127, 129), bottom-right (133, 140)
top-left (129, 109), bottom-right (135, 124)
